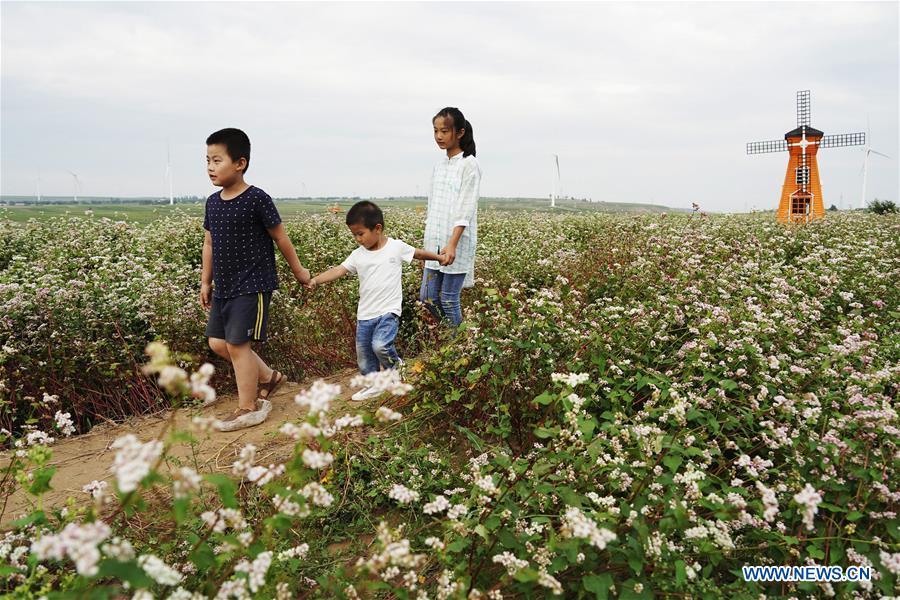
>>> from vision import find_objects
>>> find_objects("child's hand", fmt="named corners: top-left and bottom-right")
top-left (437, 253), bottom-right (450, 266)
top-left (305, 277), bottom-right (318, 291)
top-left (200, 283), bottom-right (212, 311)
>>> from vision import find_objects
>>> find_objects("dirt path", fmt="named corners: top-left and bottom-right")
top-left (1, 367), bottom-right (368, 522)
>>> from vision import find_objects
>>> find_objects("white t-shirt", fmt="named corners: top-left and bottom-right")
top-left (341, 237), bottom-right (416, 320)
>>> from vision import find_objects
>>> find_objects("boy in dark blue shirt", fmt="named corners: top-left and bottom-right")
top-left (200, 128), bottom-right (311, 431)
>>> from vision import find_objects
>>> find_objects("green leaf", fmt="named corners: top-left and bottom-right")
top-left (806, 544), bottom-right (825, 560)
top-left (583, 573), bottom-right (613, 599)
top-left (675, 560), bottom-right (687, 585)
top-left (663, 454), bottom-right (683, 473)
top-left (173, 497), bottom-right (189, 524)
top-left (474, 524), bottom-right (489, 540)
top-left (558, 487), bottom-right (582, 507)
top-left (29, 466), bottom-right (56, 495)
top-left (10, 510), bottom-right (47, 528)
top-left (204, 473), bottom-right (237, 508)
top-left (846, 511), bottom-right (864, 522)
top-left (191, 543), bottom-right (216, 570)
top-left (454, 425), bottom-right (484, 453)
top-left (97, 559), bottom-right (153, 588)
top-left (446, 538), bottom-right (469, 553)
top-left (534, 392), bottom-right (555, 405)
top-left (628, 554), bottom-right (643, 575)
top-left (534, 426), bottom-right (559, 439)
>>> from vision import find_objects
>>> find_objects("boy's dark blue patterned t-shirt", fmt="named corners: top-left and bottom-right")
top-left (203, 186), bottom-right (282, 299)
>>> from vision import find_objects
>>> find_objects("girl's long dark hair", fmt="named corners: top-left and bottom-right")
top-left (433, 107), bottom-right (476, 157)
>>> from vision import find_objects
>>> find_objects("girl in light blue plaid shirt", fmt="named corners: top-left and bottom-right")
top-left (420, 107), bottom-right (481, 327)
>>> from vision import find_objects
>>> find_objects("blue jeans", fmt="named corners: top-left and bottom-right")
top-left (356, 313), bottom-right (401, 375)
top-left (419, 269), bottom-right (466, 327)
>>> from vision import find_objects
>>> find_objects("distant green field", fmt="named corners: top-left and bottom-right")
top-left (0, 197), bottom-right (681, 224)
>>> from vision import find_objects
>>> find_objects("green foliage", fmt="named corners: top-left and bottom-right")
top-left (868, 198), bottom-right (898, 214)
top-left (1, 211), bottom-right (898, 598)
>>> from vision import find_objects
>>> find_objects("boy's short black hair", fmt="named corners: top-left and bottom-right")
top-left (346, 201), bottom-right (384, 230)
top-left (206, 128), bottom-right (251, 174)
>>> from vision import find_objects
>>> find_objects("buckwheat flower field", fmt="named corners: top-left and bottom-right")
top-left (1, 209), bottom-right (897, 598)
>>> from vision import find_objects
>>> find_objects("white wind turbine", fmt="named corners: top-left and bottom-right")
top-left (550, 154), bottom-right (561, 208)
top-left (860, 117), bottom-right (890, 209)
top-left (35, 170), bottom-right (42, 203)
top-left (67, 171), bottom-right (81, 202)
top-left (165, 141), bottom-right (174, 205)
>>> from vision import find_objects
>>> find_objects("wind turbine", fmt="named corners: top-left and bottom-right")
top-left (67, 171), bottom-right (81, 203)
top-left (36, 170), bottom-right (42, 203)
top-left (860, 116), bottom-right (890, 209)
top-left (165, 141), bottom-right (174, 205)
top-left (550, 154), bottom-right (561, 208)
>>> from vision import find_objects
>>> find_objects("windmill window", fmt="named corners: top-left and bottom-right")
top-left (795, 167), bottom-right (810, 185)
top-left (791, 195), bottom-right (810, 215)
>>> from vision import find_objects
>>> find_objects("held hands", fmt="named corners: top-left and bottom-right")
top-left (440, 245), bottom-right (456, 266)
top-left (437, 253), bottom-right (451, 266)
top-left (304, 276), bottom-right (319, 291)
top-left (295, 267), bottom-right (311, 286)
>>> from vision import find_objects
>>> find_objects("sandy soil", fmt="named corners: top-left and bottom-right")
top-left (0, 367), bottom-right (371, 523)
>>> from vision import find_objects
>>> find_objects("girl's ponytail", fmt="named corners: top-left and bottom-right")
top-left (460, 119), bottom-right (476, 158)
top-left (434, 107), bottom-right (476, 157)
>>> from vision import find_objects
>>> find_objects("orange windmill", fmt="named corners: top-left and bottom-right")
top-left (747, 90), bottom-right (865, 223)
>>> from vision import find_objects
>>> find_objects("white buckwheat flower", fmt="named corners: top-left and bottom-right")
top-left (388, 484), bottom-right (420, 505)
top-left (351, 369), bottom-right (412, 397)
top-left (301, 449), bottom-right (334, 469)
top-left (138, 554), bottom-right (183, 586)
top-left (231, 444), bottom-right (257, 477)
top-left (173, 467), bottom-right (202, 499)
top-left (294, 380), bottom-right (342, 417)
top-left (756, 480), bottom-right (779, 522)
top-left (375, 406), bottom-right (403, 422)
top-left (110, 434), bottom-right (163, 493)
top-left (424, 495), bottom-right (451, 515)
top-left (492, 551), bottom-right (529, 575)
top-left (246, 464), bottom-right (285, 487)
top-left (551, 372), bottom-right (590, 388)
top-left (793, 483), bottom-right (822, 531)
top-left (235, 551), bottom-right (272, 593)
top-left (560, 507), bottom-right (616, 550)
top-left (31, 520), bottom-right (111, 576)
top-left (299, 482), bottom-right (335, 507)
top-left (54, 411), bottom-right (75, 436)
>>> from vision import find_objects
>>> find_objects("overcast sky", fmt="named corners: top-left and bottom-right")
top-left (2, 1), bottom-right (897, 212)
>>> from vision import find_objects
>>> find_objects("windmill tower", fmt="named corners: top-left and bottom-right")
top-left (747, 90), bottom-right (865, 223)
top-left (860, 117), bottom-right (890, 209)
top-left (550, 154), bottom-right (560, 208)
top-left (165, 141), bottom-right (174, 205)
top-left (67, 171), bottom-right (81, 203)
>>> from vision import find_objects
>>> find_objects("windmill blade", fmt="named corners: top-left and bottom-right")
top-left (796, 90), bottom-right (811, 127)
top-left (747, 139), bottom-right (788, 154)
top-left (870, 149), bottom-right (891, 159)
top-left (820, 133), bottom-right (865, 148)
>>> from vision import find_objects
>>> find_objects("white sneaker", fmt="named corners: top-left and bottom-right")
top-left (215, 399), bottom-right (272, 432)
top-left (351, 386), bottom-right (384, 402)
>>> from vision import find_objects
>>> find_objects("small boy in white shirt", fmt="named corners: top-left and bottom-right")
top-left (308, 201), bottom-right (447, 400)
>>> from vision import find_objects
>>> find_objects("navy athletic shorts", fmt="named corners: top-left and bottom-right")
top-left (205, 291), bottom-right (272, 344)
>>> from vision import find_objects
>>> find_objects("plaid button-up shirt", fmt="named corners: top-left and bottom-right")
top-left (423, 152), bottom-right (481, 287)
